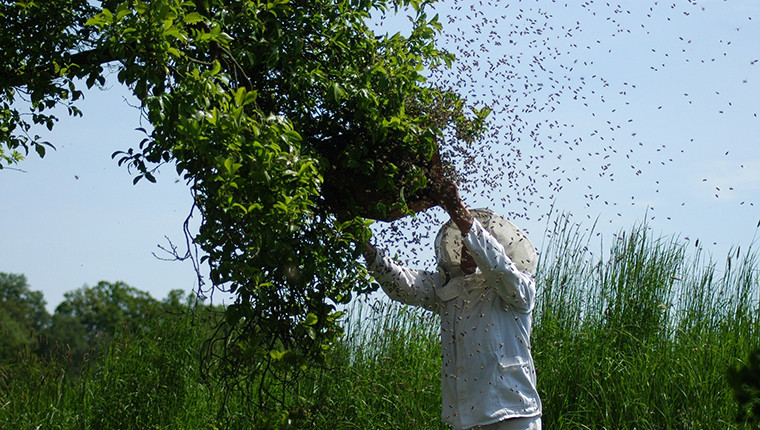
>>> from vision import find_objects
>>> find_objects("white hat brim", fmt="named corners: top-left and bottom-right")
top-left (434, 208), bottom-right (537, 274)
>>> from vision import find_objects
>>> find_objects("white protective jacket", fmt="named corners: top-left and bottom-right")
top-left (367, 215), bottom-right (542, 429)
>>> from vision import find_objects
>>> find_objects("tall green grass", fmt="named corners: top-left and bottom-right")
top-left (1, 217), bottom-right (758, 429)
top-left (535, 215), bottom-right (759, 429)
top-left (306, 300), bottom-right (445, 428)
top-left (0, 310), bottom-right (235, 430)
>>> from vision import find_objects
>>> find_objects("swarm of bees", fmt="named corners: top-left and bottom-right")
top-left (370, 0), bottom-right (760, 267)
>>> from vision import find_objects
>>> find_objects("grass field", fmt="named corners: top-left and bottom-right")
top-left (1, 217), bottom-right (758, 429)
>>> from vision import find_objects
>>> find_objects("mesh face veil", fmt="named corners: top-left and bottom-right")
top-left (434, 208), bottom-right (537, 276)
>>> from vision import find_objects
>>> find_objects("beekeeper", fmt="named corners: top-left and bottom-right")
top-left (363, 178), bottom-right (542, 430)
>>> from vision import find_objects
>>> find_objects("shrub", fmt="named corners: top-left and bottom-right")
top-left (728, 348), bottom-right (760, 426)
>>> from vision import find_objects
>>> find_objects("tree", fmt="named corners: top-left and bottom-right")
top-left (0, 273), bottom-right (50, 332)
top-left (0, 273), bottom-right (50, 361)
top-left (0, 307), bottom-right (28, 362)
top-left (54, 280), bottom-right (160, 343)
top-left (0, 272), bottom-right (50, 337)
top-left (1, 0), bottom-right (487, 414)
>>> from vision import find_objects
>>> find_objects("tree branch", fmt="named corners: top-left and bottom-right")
top-left (2, 47), bottom-right (122, 89)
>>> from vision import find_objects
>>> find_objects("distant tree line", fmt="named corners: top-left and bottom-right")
top-left (0, 272), bottom-right (205, 374)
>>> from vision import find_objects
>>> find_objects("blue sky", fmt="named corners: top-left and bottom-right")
top-left (2, 86), bottom-right (202, 311)
top-left (2, 0), bottom-right (760, 311)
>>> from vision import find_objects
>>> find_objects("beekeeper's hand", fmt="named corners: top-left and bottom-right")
top-left (428, 165), bottom-right (473, 235)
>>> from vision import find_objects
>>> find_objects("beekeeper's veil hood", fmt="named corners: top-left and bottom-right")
top-left (434, 208), bottom-right (537, 276)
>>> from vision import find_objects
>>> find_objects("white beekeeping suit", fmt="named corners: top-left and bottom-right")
top-left (366, 209), bottom-right (542, 430)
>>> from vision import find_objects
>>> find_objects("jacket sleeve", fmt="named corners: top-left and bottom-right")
top-left (366, 249), bottom-right (444, 312)
top-left (463, 219), bottom-right (536, 313)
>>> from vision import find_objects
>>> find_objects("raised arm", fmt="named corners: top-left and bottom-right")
top-left (363, 242), bottom-right (443, 311)
top-left (463, 221), bottom-right (536, 312)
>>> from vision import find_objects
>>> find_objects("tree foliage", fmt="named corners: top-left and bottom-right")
top-left (0, 0), bottom-right (487, 413)
top-left (0, 273), bottom-right (50, 361)
top-left (55, 281), bottom-right (161, 343)
top-left (0, 273), bottom-right (49, 331)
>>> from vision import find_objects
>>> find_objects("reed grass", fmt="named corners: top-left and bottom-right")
top-left (306, 299), bottom-right (445, 428)
top-left (534, 214), bottom-right (759, 429)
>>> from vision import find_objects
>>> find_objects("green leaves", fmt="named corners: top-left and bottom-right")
top-left (182, 11), bottom-right (203, 25)
top-left (0, 0), bottom-right (97, 168)
top-left (84, 9), bottom-right (112, 28)
top-left (328, 82), bottom-right (345, 104)
top-left (232, 87), bottom-right (258, 108)
top-left (222, 156), bottom-right (241, 175)
top-left (304, 312), bottom-right (318, 326)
